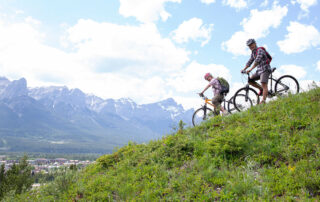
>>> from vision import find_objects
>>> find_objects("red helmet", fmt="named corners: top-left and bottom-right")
top-left (204, 73), bottom-right (212, 80)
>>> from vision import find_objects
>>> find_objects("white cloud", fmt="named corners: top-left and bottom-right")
top-left (71, 73), bottom-right (171, 104)
top-left (276, 65), bottom-right (307, 80)
top-left (317, 61), bottom-right (320, 71)
top-left (65, 19), bottom-right (189, 74)
top-left (0, 18), bottom-right (74, 85)
top-left (277, 22), bottom-right (320, 54)
top-left (167, 61), bottom-right (232, 109)
top-left (171, 18), bottom-right (214, 46)
top-left (291, 0), bottom-right (317, 12)
top-left (172, 81), bottom-right (244, 110)
top-left (118, 0), bottom-right (181, 23)
top-left (173, 95), bottom-right (201, 110)
top-left (25, 16), bottom-right (41, 25)
top-left (223, 0), bottom-right (248, 9)
top-left (200, 0), bottom-right (215, 4)
top-left (222, 2), bottom-right (288, 55)
top-left (260, 0), bottom-right (269, 7)
top-left (222, 31), bottom-right (251, 56)
top-left (168, 61), bottom-right (232, 93)
top-left (0, 17), bottom-right (191, 106)
top-left (299, 80), bottom-right (320, 91)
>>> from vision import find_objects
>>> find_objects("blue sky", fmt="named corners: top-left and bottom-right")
top-left (0, 0), bottom-right (319, 109)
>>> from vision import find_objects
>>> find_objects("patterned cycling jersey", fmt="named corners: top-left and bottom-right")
top-left (246, 48), bottom-right (271, 75)
top-left (209, 78), bottom-right (222, 96)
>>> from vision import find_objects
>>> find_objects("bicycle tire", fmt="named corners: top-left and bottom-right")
top-left (233, 87), bottom-right (259, 112)
top-left (275, 75), bottom-right (300, 96)
top-left (192, 107), bottom-right (214, 127)
top-left (227, 96), bottom-right (236, 114)
top-left (228, 95), bottom-right (249, 114)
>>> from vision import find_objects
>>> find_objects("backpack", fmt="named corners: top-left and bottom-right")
top-left (255, 47), bottom-right (272, 64)
top-left (217, 77), bottom-right (229, 94)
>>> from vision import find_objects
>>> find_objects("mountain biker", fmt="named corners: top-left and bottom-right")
top-left (241, 39), bottom-right (271, 104)
top-left (199, 73), bottom-right (228, 115)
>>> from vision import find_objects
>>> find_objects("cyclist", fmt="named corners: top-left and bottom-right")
top-left (241, 39), bottom-right (271, 104)
top-left (199, 73), bottom-right (228, 115)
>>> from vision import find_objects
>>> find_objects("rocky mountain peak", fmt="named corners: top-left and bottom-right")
top-left (0, 77), bottom-right (28, 100)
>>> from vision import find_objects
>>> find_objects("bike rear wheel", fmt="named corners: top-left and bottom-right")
top-left (275, 75), bottom-right (299, 96)
top-left (227, 96), bottom-right (237, 114)
top-left (192, 107), bottom-right (214, 126)
top-left (233, 87), bottom-right (259, 112)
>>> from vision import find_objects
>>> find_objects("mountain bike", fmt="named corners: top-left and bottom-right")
top-left (192, 94), bottom-right (237, 126)
top-left (233, 67), bottom-right (300, 112)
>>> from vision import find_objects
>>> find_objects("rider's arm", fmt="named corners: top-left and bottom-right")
top-left (248, 48), bottom-right (264, 72)
top-left (248, 62), bottom-right (258, 72)
top-left (243, 54), bottom-right (254, 71)
top-left (248, 48), bottom-right (265, 72)
top-left (254, 48), bottom-right (264, 64)
top-left (200, 84), bottom-right (211, 95)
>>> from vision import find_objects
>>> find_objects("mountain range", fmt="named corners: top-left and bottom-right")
top-left (0, 77), bottom-right (193, 153)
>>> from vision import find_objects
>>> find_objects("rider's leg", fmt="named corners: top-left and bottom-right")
top-left (260, 71), bottom-right (270, 103)
top-left (220, 95), bottom-right (227, 114)
top-left (261, 83), bottom-right (268, 103)
top-left (249, 81), bottom-right (262, 91)
top-left (220, 106), bottom-right (228, 115)
top-left (212, 94), bottom-right (223, 115)
top-left (249, 73), bottom-right (263, 92)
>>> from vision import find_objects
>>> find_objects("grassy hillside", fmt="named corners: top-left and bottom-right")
top-left (11, 87), bottom-right (320, 201)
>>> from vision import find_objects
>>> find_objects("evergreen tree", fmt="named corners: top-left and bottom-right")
top-left (0, 164), bottom-right (6, 198)
top-left (0, 155), bottom-right (34, 199)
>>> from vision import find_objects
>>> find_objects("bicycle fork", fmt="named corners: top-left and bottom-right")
top-left (202, 104), bottom-right (207, 120)
top-left (245, 84), bottom-right (250, 102)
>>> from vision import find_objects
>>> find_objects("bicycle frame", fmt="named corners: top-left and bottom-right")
top-left (268, 72), bottom-right (277, 96)
top-left (201, 96), bottom-right (214, 108)
top-left (242, 73), bottom-right (255, 102)
top-left (200, 95), bottom-right (229, 113)
top-left (268, 68), bottom-right (290, 96)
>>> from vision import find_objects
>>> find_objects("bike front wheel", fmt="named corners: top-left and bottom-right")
top-left (192, 107), bottom-right (214, 127)
top-left (275, 75), bottom-right (299, 96)
top-left (233, 87), bottom-right (259, 112)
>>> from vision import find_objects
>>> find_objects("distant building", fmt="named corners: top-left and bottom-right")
top-left (6, 160), bottom-right (18, 164)
top-left (27, 160), bottom-right (36, 165)
top-left (54, 158), bottom-right (67, 164)
top-left (35, 158), bottom-right (49, 165)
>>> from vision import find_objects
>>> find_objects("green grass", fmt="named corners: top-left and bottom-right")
top-left (10, 87), bottom-right (320, 201)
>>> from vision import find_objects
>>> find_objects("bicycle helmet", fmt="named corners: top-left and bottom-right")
top-left (246, 38), bottom-right (256, 46)
top-left (204, 73), bottom-right (212, 80)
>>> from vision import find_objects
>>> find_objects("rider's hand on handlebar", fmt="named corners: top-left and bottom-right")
top-left (241, 69), bottom-right (246, 74)
top-left (198, 93), bottom-right (204, 97)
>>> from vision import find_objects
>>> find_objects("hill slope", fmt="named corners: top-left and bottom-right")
top-left (15, 87), bottom-right (320, 200)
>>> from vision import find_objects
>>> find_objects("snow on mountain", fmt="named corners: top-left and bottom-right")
top-left (2, 77), bottom-right (193, 135)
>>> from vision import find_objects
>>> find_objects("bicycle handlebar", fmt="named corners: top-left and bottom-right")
top-left (198, 93), bottom-right (208, 100)
top-left (241, 70), bottom-right (250, 75)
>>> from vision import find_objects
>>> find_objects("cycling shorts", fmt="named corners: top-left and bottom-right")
top-left (250, 71), bottom-right (270, 83)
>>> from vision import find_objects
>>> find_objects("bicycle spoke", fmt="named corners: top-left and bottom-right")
top-left (192, 108), bottom-right (214, 126)
top-left (275, 75), bottom-right (299, 96)
top-left (233, 89), bottom-right (258, 112)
